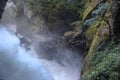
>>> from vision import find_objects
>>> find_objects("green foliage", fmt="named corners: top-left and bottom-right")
top-left (81, 43), bottom-right (120, 80)
top-left (27, 0), bottom-right (65, 14)
top-left (26, 0), bottom-right (84, 22)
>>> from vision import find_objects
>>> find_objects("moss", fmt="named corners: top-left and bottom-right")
top-left (82, 19), bottom-right (109, 73)
top-left (81, 0), bottom-right (120, 80)
top-left (85, 20), bottom-right (100, 41)
top-left (82, 0), bottom-right (99, 21)
top-left (82, 32), bottom-right (99, 73)
top-left (83, 4), bottom-right (93, 20)
top-left (83, 27), bottom-right (100, 72)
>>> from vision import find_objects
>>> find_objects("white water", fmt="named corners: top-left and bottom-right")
top-left (0, 24), bottom-right (82, 80)
top-left (0, 24), bottom-right (54, 80)
top-left (0, 1), bottom-right (82, 80)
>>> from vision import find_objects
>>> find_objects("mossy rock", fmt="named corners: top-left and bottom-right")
top-left (82, 0), bottom-right (101, 21)
top-left (82, 19), bottom-right (110, 73)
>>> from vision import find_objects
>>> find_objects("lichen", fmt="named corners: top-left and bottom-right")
top-left (83, 18), bottom-right (96, 26)
top-left (92, 2), bottom-right (109, 17)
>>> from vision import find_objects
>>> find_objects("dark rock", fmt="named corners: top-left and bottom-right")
top-left (0, 0), bottom-right (8, 20)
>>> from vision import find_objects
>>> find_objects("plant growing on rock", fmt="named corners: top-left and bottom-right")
top-left (81, 43), bottom-right (120, 80)
top-left (26, 0), bottom-right (84, 23)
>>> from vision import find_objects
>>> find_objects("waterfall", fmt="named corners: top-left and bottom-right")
top-left (0, 1), bottom-right (82, 80)
top-left (0, 24), bottom-right (54, 80)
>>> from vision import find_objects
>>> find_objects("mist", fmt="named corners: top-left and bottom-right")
top-left (0, 1), bottom-right (82, 80)
top-left (0, 24), bottom-right (54, 80)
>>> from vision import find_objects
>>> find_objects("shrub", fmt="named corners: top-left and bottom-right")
top-left (26, 0), bottom-right (84, 22)
top-left (81, 43), bottom-right (120, 80)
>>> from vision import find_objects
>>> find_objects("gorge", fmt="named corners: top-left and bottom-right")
top-left (0, 0), bottom-right (120, 80)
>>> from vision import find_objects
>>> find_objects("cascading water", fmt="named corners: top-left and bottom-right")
top-left (0, 1), bottom-right (82, 80)
top-left (0, 24), bottom-right (54, 80)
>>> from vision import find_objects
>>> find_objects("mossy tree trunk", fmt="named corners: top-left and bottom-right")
top-left (0, 0), bottom-right (8, 20)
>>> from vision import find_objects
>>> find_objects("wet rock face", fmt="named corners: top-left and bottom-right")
top-left (0, 0), bottom-right (8, 20)
top-left (15, 32), bottom-right (31, 50)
